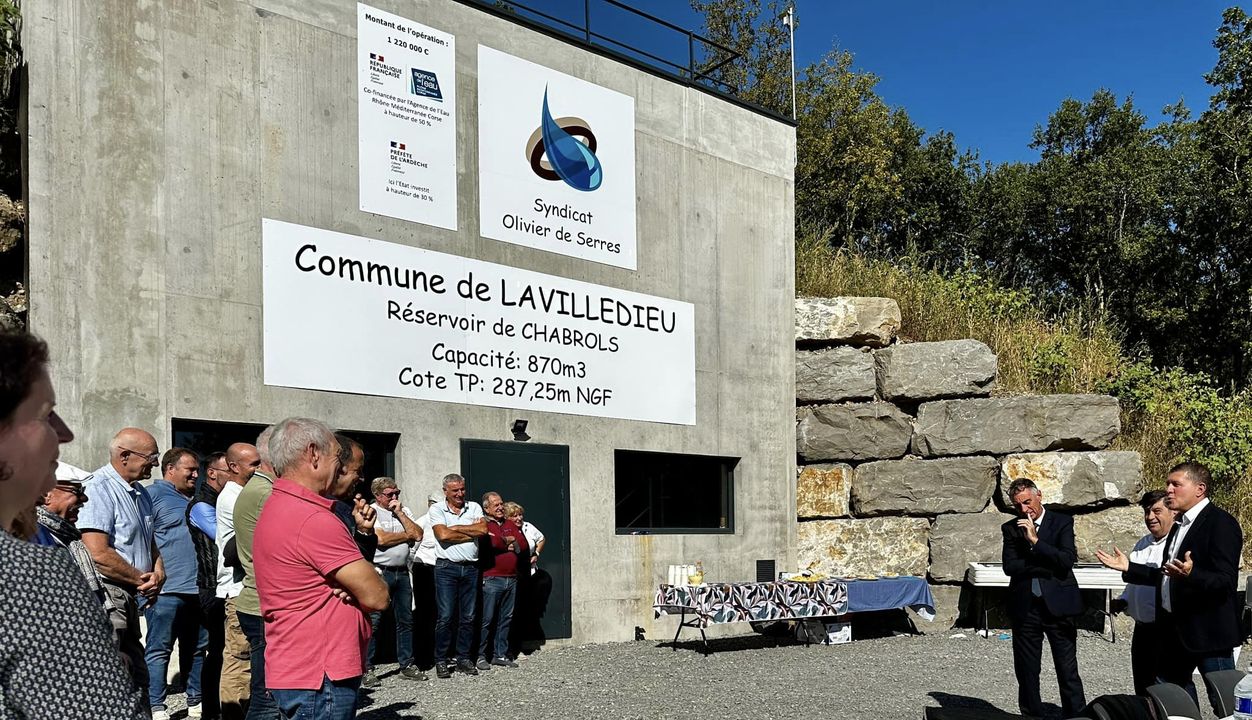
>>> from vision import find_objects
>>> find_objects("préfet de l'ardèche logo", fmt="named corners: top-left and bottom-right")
top-left (524, 87), bottom-right (603, 192)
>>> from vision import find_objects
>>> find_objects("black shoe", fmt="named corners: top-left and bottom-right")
top-left (455, 659), bottom-right (479, 676)
top-left (400, 665), bottom-right (428, 681)
top-left (475, 658), bottom-right (492, 671)
top-left (435, 662), bottom-right (452, 679)
top-left (362, 668), bottom-right (380, 688)
top-left (490, 658), bottom-right (518, 668)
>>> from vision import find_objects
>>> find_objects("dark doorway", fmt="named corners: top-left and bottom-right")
top-left (460, 440), bottom-right (571, 640)
top-left (171, 418), bottom-right (398, 498)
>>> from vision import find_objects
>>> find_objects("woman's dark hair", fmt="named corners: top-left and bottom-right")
top-left (0, 331), bottom-right (49, 426)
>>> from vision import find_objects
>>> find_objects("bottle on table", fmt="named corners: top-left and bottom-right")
top-left (1233, 665), bottom-right (1252, 720)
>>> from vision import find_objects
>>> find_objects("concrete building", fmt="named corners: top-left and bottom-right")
top-left (22, 0), bottom-right (796, 642)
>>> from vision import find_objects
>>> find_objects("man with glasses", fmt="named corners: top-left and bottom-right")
top-left (36, 462), bottom-right (110, 607)
top-left (187, 451), bottom-right (232, 720)
top-left (79, 427), bottom-right (167, 708)
top-left (363, 476), bottom-right (425, 687)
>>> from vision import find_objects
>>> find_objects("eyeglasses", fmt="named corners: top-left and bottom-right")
top-left (379, 489), bottom-right (401, 498)
top-left (208, 465), bottom-right (233, 475)
top-left (119, 447), bottom-right (159, 464)
top-left (53, 485), bottom-right (88, 501)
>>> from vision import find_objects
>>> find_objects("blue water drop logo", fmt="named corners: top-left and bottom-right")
top-left (536, 88), bottom-right (603, 192)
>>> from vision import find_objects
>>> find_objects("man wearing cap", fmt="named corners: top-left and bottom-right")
top-left (79, 427), bottom-right (166, 706)
top-left (36, 462), bottom-right (109, 607)
top-left (145, 448), bottom-right (208, 720)
top-left (410, 492), bottom-right (441, 673)
top-left (430, 473), bottom-right (488, 679)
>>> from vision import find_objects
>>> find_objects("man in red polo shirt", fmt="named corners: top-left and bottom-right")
top-left (253, 418), bottom-right (389, 720)
top-left (476, 491), bottom-right (528, 670)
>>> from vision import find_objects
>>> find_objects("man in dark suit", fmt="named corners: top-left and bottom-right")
top-left (1002, 478), bottom-right (1086, 718)
top-left (1096, 462), bottom-right (1243, 713)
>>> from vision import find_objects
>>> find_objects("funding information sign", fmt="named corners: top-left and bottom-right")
top-left (262, 220), bottom-right (695, 425)
top-left (358, 4), bottom-right (458, 230)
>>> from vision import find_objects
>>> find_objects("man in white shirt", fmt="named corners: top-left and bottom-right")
top-left (1107, 490), bottom-right (1175, 695)
top-left (410, 493), bottom-right (440, 672)
top-left (363, 477), bottom-right (425, 687)
top-left (215, 442), bottom-right (259, 717)
top-left (429, 473), bottom-right (487, 679)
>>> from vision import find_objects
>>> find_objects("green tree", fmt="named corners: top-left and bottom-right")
top-left (690, 0), bottom-right (793, 115)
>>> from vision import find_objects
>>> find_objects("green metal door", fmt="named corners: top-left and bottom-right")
top-left (460, 440), bottom-right (571, 640)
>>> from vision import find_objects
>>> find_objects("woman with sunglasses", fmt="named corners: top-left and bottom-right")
top-left (0, 330), bottom-right (145, 718)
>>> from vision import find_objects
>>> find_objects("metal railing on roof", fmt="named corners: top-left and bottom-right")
top-left (455, 0), bottom-right (794, 124)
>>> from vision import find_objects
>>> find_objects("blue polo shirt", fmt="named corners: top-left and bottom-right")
top-left (147, 479), bottom-right (198, 595)
top-left (78, 463), bottom-right (155, 577)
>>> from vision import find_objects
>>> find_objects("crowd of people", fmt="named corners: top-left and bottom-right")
top-left (0, 329), bottom-right (549, 720)
top-left (1002, 466), bottom-right (1243, 718)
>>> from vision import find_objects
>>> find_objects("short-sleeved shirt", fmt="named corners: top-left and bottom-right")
top-left (148, 479), bottom-right (198, 595)
top-left (78, 463), bottom-right (155, 576)
top-left (215, 481), bottom-right (245, 599)
top-left (483, 518), bottom-right (528, 578)
top-left (370, 504), bottom-right (416, 568)
top-left (254, 478), bottom-right (371, 690)
top-left (429, 500), bottom-right (484, 563)
top-left (233, 471), bottom-right (275, 617)
top-left (411, 508), bottom-right (438, 566)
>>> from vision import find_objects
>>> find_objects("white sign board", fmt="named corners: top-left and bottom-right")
top-left (262, 220), bottom-right (694, 425)
top-left (357, 4), bottom-right (458, 230)
top-left (478, 45), bottom-right (637, 269)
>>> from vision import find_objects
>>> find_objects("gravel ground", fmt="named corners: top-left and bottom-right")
top-left (157, 630), bottom-right (1249, 719)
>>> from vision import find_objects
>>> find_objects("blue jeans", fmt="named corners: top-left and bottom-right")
top-left (479, 576), bottom-right (516, 662)
top-left (434, 560), bottom-right (479, 663)
top-left (367, 566), bottom-right (414, 669)
top-left (238, 610), bottom-right (282, 720)
top-left (271, 675), bottom-right (360, 720)
top-left (144, 593), bottom-right (206, 710)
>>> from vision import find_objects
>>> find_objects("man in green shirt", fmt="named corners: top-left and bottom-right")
top-left (231, 424), bottom-right (280, 720)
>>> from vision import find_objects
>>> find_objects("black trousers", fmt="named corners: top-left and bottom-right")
top-left (1154, 609), bottom-right (1235, 714)
top-left (197, 592), bottom-right (226, 720)
top-left (1130, 620), bottom-right (1163, 696)
top-left (1012, 597), bottom-right (1086, 717)
top-left (410, 562), bottom-right (438, 669)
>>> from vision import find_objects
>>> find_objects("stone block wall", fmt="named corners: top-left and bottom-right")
top-left (795, 296), bottom-right (1143, 630)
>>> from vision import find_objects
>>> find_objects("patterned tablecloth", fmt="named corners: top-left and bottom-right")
top-left (653, 580), bottom-right (849, 628)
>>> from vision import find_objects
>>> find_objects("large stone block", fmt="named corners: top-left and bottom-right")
top-left (797, 518), bottom-right (929, 577)
top-left (912, 394), bottom-right (1121, 457)
top-left (796, 347), bottom-right (876, 403)
top-left (797, 463), bottom-right (852, 518)
top-left (911, 584), bottom-right (963, 633)
top-left (1001, 451), bottom-right (1143, 510)
top-left (795, 296), bottom-right (901, 348)
top-left (875, 340), bottom-right (996, 402)
top-left (796, 403), bottom-right (913, 462)
top-left (851, 456), bottom-right (998, 516)
top-left (1073, 505), bottom-right (1147, 563)
top-left (928, 511), bottom-right (1012, 582)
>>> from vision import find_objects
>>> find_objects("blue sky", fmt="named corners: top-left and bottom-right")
top-left (508, 1), bottom-right (1233, 165)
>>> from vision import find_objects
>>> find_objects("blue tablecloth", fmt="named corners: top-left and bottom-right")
top-left (844, 576), bottom-right (935, 619)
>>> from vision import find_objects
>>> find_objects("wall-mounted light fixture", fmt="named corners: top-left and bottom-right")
top-left (511, 419), bottom-right (530, 442)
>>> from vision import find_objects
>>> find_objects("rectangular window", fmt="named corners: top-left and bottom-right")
top-left (614, 449), bottom-right (736, 534)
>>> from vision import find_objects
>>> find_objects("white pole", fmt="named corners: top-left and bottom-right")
top-left (785, 5), bottom-right (796, 119)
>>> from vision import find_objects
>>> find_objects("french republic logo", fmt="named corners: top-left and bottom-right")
top-left (524, 87), bottom-right (602, 192)
top-left (390, 140), bottom-right (417, 167)
top-left (369, 52), bottom-right (401, 80)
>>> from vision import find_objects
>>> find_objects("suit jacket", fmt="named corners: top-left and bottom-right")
top-left (1124, 501), bottom-right (1243, 653)
top-left (1001, 509), bottom-right (1084, 621)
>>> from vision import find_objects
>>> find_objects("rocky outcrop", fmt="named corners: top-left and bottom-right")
top-left (796, 463), bottom-right (852, 519)
top-left (796, 347), bottom-right (876, 403)
top-left (797, 518), bottom-right (930, 577)
top-left (850, 456), bottom-right (998, 517)
top-left (796, 403), bottom-right (913, 462)
top-left (911, 395), bottom-right (1121, 457)
top-left (795, 296), bottom-right (900, 348)
top-left (1073, 505), bottom-right (1146, 563)
top-left (927, 511), bottom-right (1011, 582)
top-left (875, 340), bottom-right (996, 402)
top-left (1001, 451), bottom-right (1142, 509)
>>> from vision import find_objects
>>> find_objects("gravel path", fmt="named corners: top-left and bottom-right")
top-left (159, 630), bottom-right (1247, 719)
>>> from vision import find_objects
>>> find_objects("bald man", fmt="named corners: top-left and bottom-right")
top-left (217, 442), bottom-right (259, 719)
top-left (79, 427), bottom-right (167, 709)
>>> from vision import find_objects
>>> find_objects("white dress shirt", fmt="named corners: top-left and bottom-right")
top-left (1161, 497), bottom-right (1209, 613)
top-left (1119, 532), bottom-right (1168, 623)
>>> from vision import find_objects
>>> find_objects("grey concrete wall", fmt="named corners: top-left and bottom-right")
top-left (23, 0), bottom-right (796, 643)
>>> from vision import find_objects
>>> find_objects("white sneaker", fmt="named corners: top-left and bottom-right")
top-left (151, 710), bottom-right (171, 720)
top-left (186, 703), bottom-right (203, 719)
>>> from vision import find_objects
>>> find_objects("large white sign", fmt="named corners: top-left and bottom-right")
top-left (478, 45), bottom-right (637, 269)
top-left (262, 220), bottom-right (694, 425)
top-left (357, 4), bottom-right (458, 230)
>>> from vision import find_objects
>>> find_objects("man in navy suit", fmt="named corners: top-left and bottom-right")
top-left (1096, 462), bottom-right (1243, 713)
top-left (1002, 478), bottom-right (1086, 718)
